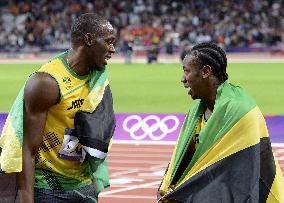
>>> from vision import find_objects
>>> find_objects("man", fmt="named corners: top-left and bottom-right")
top-left (0, 13), bottom-right (116, 202)
top-left (158, 42), bottom-right (284, 203)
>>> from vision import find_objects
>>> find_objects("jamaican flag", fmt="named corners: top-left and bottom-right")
top-left (159, 81), bottom-right (284, 203)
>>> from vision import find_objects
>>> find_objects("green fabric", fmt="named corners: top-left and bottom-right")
top-left (171, 81), bottom-right (256, 185)
top-left (34, 169), bottom-right (91, 190)
top-left (61, 80), bottom-right (90, 98)
top-left (10, 87), bottom-right (25, 145)
top-left (87, 157), bottom-right (110, 193)
top-left (89, 69), bottom-right (107, 90)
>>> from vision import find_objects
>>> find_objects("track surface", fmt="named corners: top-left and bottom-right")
top-left (99, 143), bottom-right (284, 203)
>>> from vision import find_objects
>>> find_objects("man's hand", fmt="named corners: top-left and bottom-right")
top-left (157, 190), bottom-right (166, 202)
top-left (157, 191), bottom-right (182, 203)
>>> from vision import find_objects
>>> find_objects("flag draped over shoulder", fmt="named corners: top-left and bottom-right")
top-left (0, 67), bottom-right (115, 184)
top-left (74, 70), bottom-right (116, 162)
top-left (0, 87), bottom-right (24, 173)
top-left (159, 81), bottom-right (284, 203)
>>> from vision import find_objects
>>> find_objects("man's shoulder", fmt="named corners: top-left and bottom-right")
top-left (35, 52), bottom-right (68, 81)
top-left (25, 72), bottom-right (59, 94)
top-left (24, 72), bottom-right (60, 109)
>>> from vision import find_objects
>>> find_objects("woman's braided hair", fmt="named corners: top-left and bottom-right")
top-left (189, 42), bottom-right (228, 82)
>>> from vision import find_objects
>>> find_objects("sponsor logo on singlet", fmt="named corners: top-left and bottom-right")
top-left (67, 99), bottom-right (84, 110)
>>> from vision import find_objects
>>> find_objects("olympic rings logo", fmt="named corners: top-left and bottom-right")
top-left (122, 115), bottom-right (180, 141)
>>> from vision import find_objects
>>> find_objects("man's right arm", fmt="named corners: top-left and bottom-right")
top-left (16, 73), bottom-right (59, 203)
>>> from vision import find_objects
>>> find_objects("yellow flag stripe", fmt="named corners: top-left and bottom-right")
top-left (80, 80), bottom-right (109, 112)
top-left (0, 116), bottom-right (22, 172)
top-left (266, 159), bottom-right (284, 203)
top-left (159, 145), bottom-right (178, 193)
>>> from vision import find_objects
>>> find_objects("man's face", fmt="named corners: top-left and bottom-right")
top-left (181, 56), bottom-right (205, 100)
top-left (88, 22), bottom-right (116, 70)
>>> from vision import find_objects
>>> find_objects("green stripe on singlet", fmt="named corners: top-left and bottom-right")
top-left (61, 80), bottom-right (90, 99)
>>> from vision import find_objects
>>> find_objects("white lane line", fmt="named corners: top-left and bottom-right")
top-left (110, 169), bottom-right (139, 177)
top-left (99, 194), bottom-right (156, 199)
top-left (109, 160), bottom-right (167, 164)
top-left (108, 163), bottom-right (168, 172)
top-left (110, 178), bottom-right (144, 184)
top-left (110, 176), bottom-right (163, 180)
top-left (110, 148), bottom-right (173, 153)
top-left (109, 153), bottom-right (171, 158)
top-left (138, 172), bottom-right (165, 177)
top-left (108, 166), bottom-right (161, 170)
top-left (150, 163), bottom-right (168, 170)
top-left (273, 152), bottom-right (284, 157)
top-left (273, 149), bottom-right (284, 153)
top-left (100, 181), bottom-right (161, 196)
top-left (272, 143), bottom-right (284, 147)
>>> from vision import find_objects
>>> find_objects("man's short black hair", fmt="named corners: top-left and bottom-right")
top-left (188, 42), bottom-right (228, 82)
top-left (71, 13), bottom-right (109, 43)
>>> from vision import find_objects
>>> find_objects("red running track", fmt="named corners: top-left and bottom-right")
top-left (99, 143), bottom-right (284, 203)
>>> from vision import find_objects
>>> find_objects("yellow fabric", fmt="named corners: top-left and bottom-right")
top-left (0, 116), bottom-right (22, 172)
top-left (80, 79), bottom-right (109, 112)
top-left (38, 58), bottom-right (90, 97)
top-left (266, 160), bottom-right (284, 203)
top-left (176, 106), bottom-right (267, 187)
top-left (160, 145), bottom-right (178, 192)
top-left (35, 58), bottom-right (95, 186)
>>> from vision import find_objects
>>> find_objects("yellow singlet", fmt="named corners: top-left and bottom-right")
top-left (34, 52), bottom-right (93, 190)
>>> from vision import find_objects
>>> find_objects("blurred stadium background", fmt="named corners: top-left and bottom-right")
top-left (0, 0), bottom-right (283, 202)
